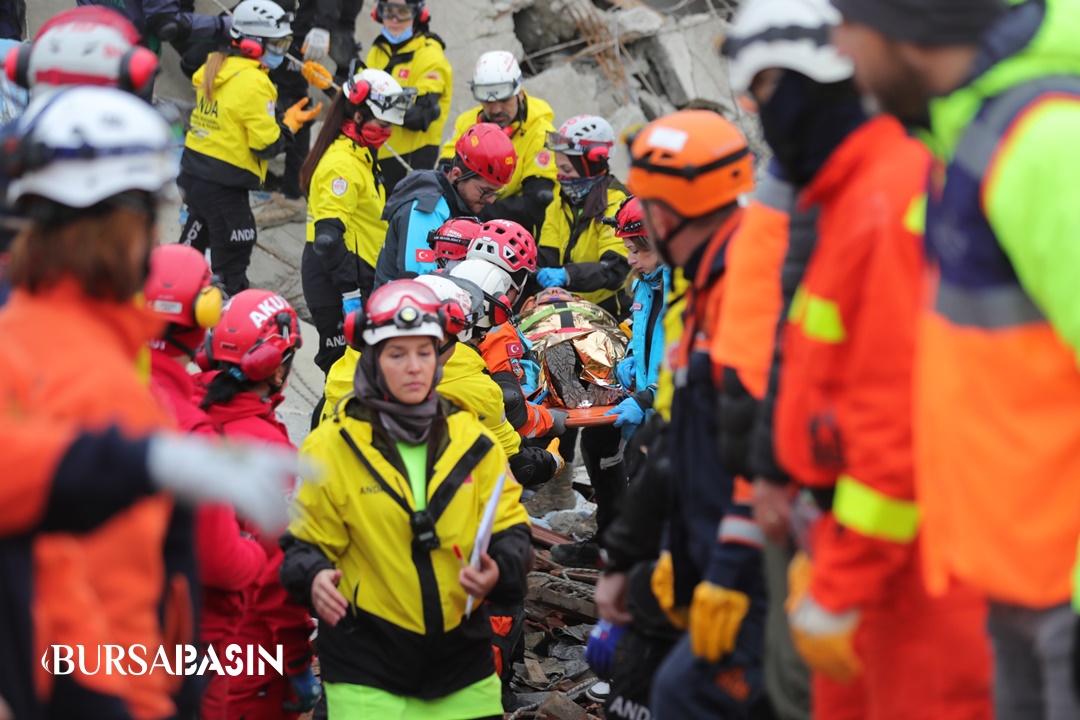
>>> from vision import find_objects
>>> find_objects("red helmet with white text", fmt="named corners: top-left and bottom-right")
top-left (429, 216), bottom-right (483, 266)
top-left (203, 290), bottom-right (302, 381)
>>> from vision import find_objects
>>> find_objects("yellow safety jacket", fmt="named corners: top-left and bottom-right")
top-left (182, 55), bottom-right (281, 189)
top-left (654, 272), bottom-right (688, 422)
top-left (322, 345), bottom-right (522, 460)
top-left (538, 182), bottom-right (630, 309)
top-left (305, 134), bottom-right (387, 271)
top-left (366, 33), bottom-right (453, 158)
top-left (289, 397), bottom-right (529, 696)
top-left (439, 94), bottom-right (558, 199)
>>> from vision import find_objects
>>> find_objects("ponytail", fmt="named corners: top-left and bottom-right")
top-left (199, 52), bottom-right (228, 103)
top-left (300, 93), bottom-right (376, 196)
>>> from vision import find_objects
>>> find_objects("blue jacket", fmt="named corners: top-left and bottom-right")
top-left (628, 266), bottom-right (672, 396)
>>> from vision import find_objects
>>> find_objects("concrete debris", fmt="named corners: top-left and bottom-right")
top-left (515, 0), bottom-right (596, 56)
top-left (611, 5), bottom-right (667, 40)
top-left (639, 14), bottom-right (736, 112)
top-left (538, 693), bottom-right (590, 720)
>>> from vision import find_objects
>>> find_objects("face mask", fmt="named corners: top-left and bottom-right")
top-left (361, 123), bottom-right (393, 148)
top-left (559, 174), bottom-right (603, 204)
top-left (381, 26), bottom-right (414, 44)
top-left (261, 49), bottom-right (285, 70)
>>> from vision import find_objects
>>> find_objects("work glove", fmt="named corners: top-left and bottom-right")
top-left (283, 98), bottom-right (323, 133)
top-left (786, 551), bottom-right (861, 683)
top-left (616, 356), bottom-right (635, 390)
top-left (537, 267), bottom-right (568, 289)
top-left (283, 665), bottom-right (322, 712)
top-left (342, 290), bottom-right (362, 316)
top-left (605, 397), bottom-right (644, 428)
top-left (301, 60), bottom-right (334, 90)
top-left (586, 620), bottom-right (628, 677)
top-left (689, 581), bottom-right (751, 663)
top-left (302, 27), bottom-right (331, 62)
top-left (546, 437), bottom-right (564, 477)
top-left (147, 434), bottom-right (307, 534)
top-left (651, 551), bottom-right (688, 630)
top-left (548, 408), bottom-right (569, 436)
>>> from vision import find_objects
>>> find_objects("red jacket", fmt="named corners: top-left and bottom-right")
top-left (199, 380), bottom-right (314, 671)
top-left (774, 117), bottom-right (929, 612)
top-left (150, 353), bottom-right (266, 646)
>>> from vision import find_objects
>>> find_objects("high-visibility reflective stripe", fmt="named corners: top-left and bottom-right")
top-left (718, 516), bottom-right (765, 549)
top-left (833, 475), bottom-right (919, 544)
top-left (935, 279), bottom-right (1044, 329)
top-left (904, 193), bottom-right (926, 235)
top-left (789, 286), bottom-right (846, 344)
top-left (1072, 535), bottom-right (1080, 613)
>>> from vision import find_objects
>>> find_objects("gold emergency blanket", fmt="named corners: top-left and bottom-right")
top-left (518, 299), bottom-right (628, 409)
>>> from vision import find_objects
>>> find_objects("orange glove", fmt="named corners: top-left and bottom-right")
top-left (651, 551), bottom-right (688, 630)
top-left (301, 61), bottom-right (334, 90)
top-left (283, 98), bottom-right (323, 133)
top-left (545, 437), bottom-right (564, 477)
top-left (786, 552), bottom-right (861, 683)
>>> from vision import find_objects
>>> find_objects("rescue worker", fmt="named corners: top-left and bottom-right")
top-left (627, 110), bottom-right (766, 718)
top-left (76, 0), bottom-right (232, 58)
top-left (0, 86), bottom-right (294, 720)
top-left (197, 290), bottom-right (320, 717)
top-left (365, 0), bottom-right (453, 195)
top-left (604, 196), bottom-right (677, 441)
top-left (297, 0), bottom-right (365, 88)
top-left (831, 0), bottom-right (1080, 715)
top-left (430, 216), bottom-right (483, 271)
top-left (536, 115), bottom-right (631, 319)
top-left (300, 67), bottom-right (410, 375)
top-left (727, 1), bottom-right (994, 718)
top-left (374, 122), bottom-right (517, 287)
top-left (280, 280), bottom-right (532, 720)
top-left (178, 0), bottom-right (320, 295)
top-left (439, 51), bottom-right (558, 233)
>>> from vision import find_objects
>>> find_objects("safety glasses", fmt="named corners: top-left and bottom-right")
top-left (369, 86), bottom-right (418, 113)
top-left (265, 36), bottom-right (293, 55)
top-left (545, 131), bottom-right (611, 155)
top-left (471, 81), bottom-right (518, 103)
top-left (379, 2), bottom-right (417, 21)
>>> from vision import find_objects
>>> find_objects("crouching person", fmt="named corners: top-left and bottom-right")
top-left (280, 279), bottom-right (532, 719)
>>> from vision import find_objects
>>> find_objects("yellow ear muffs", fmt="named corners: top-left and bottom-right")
top-left (194, 285), bottom-right (224, 329)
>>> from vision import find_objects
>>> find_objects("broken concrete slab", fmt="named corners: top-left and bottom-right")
top-left (611, 5), bottom-right (667, 40)
top-left (634, 13), bottom-right (736, 112)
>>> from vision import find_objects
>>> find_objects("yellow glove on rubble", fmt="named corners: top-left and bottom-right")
top-left (689, 582), bottom-right (750, 663)
top-left (651, 551), bottom-right (689, 630)
top-left (283, 98), bottom-right (323, 133)
top-left (301, 61), bottom-right (334, 90)
top-left (786, 551), bottom-right (861, 683)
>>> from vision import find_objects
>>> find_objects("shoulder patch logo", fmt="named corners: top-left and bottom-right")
top-left (332, 177), bottom-right (349, 196)
top-left (397, 68), bottom-right (410, 80)
top-left (505, 341), bottom-right (524, 358)
top-left (536, 150), bottom-right (551, 168)
top-left (416, 248), bottom-right (435, 263)
top-left (266, 100), bottom-right (275, 117)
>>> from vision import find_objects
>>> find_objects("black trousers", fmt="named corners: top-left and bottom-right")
top-left (270, 62), bottom-right (312, 200)
top-left (178, 172), bottom-right (256, 296)
top-left (309, 304), bottom-right (348, 376)
top-left (581, 423), bottom-right (627, 536)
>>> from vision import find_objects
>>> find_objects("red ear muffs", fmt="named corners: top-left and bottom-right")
top-left (233, 37), bottom-right (264, 59)
top-left (344, 306), bottom-right (366, 349)
top-left (5, 44), bottom-right (29, 89)
top-left (418, 6), bottom-right (430, 23)
top-left (347, 78), bottom-right (370, 105)
top-left (441, 301), bottom-right (466, 336)
top-left (241, 340), bottom-right (285, 381)
top-left (119, 47), bottom-right (160, 93)
top-left (586, 144), bottom-right (610, 163)
top-left (371, 5), bottom-right (380, 22)
top-left (490, 293), bottom-right (512, 326)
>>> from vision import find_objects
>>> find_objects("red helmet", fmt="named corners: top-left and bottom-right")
top-left (429, 216), bottom-right (482, 266)
top-left (454, 123), bottom-right (517, 186)
top-left (344, 279), bottom-right (446, 349)
top-left (466, 219), bottom-right (537, 295)
top-left (204, 290), bottom-right (302, 382)
top-left (607, 195), bottom-right (646, 239)
top-left (145, 244), bottom-right (223, 329)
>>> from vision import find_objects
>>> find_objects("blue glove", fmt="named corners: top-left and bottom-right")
top-left (283, 666), bottom-right (321, 712)
top-left (537, 267), bottom-right (568, 288)
top-left (586, 620), bottom-right (627, 677)
top-left (342, 292), bottom-right (362, 316)
top-left (605, 397), bottom-right (644, 428)
top-left (616, 356), bottom-right (636, 390)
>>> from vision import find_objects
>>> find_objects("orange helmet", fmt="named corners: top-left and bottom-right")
top-left (627, 110), bottom-right (754, 218)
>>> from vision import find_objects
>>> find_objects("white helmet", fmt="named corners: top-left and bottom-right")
top-left (546, 114), bottom-right (616, 159)
top-left (448, 259), bottom-right (514, 330)
top-left (230, 0), bottom-right (293, 40)
top-left (413, 273), bottom-right (485, 342)
top-left (723, 0), bottom-right (853, 94)
top-left (471, 50), bottom-right (523, 103)
top-left (344, 68), bottom-right (415, 125)
top-left (5, 86), bottom-right (176, 209)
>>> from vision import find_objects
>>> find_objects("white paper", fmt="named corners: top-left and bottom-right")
top-left (465, 472), bottom-right (506, 618)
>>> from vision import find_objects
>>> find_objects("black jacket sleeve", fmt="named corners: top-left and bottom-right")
top-left (563, 249), bottom-right (631, 294)
top-left (278, 531), bottom-right (335, 612)
top-left (402, 93), bottom-right (443, 133)
top-left (480, 176), bottom-right (555, 233)
top-left (252, 123), bottom-right (294, 160)
top-left (313, 218), bottom-right (362, 296)
top-left (486, 523), bottom-right (532, 605)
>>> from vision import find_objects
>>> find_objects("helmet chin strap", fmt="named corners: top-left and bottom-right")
top-left (654, 216), bottom-right (696, 268)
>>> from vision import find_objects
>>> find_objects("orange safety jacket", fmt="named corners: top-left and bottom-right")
top-left (477, 323), bottom-right (553, 438)
top-left (773, 116), bottom-right (931, 611)
top-left (0, 281), bottom-right (179, 719)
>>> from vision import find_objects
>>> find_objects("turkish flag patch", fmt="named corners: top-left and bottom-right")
top-left (505, 341), bottom-right (524, 358)
top-left (415, 248), bottom-right (435, 263)
top-left (398, 68), bottom-right (410, 80)
top-left (631, 302), bottom-right (643, 311)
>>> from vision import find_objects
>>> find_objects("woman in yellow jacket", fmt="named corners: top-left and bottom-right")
top-left (179, 0), bottom-right (320, 296)
top-left (365, 0), bottom-right (453, 196)
top-left (536, 115), bottom-right (631, 319)
top-left (280, 279), bottom-right (532, 720)
top-left (300, 67), bottom-right (413, 374)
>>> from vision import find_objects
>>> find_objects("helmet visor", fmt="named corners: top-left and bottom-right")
top-left (369, 86), bottom-right (417, 113)
top-left (471, 81), bottom-right (518, 103)
top-left (265, 35), bottom-right (293, 55)
top-left (379, 1), bottom-right (418, 21)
